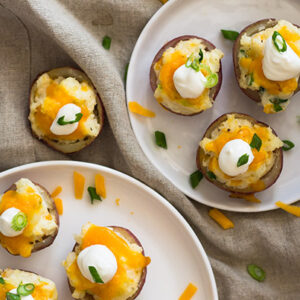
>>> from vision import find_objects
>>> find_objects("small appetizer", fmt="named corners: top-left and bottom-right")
top-left (197, 113), bottom-right (283, 193)
top-left (0, 178), bottom-right (59, 257)
top-left (0, 268), bottom-right (58, 299)
top-left (63, 223), bottom-right (150, 300)
top-left (234, 19), bottom-right (300, 113)
top-left (29, 67), bottom-right (104, 153)
top-left (150, 35), bottom-right (223, 115)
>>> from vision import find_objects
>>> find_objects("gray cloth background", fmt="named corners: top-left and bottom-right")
top-left (0, 1), bottom-right (299, 299)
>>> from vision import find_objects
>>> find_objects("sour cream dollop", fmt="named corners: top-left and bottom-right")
top-left (262, 35), bottom-right (300, 81)
top-left (77, 245), bottom-right (118, 284)
top-left (50, 103), bottom-right (81, 135)
top-left (218, 139), bottom-right (254, 176)
top-left (8, 289), bottom-right (34, 300)
top-left (173, 64), bottom-right (207, 98)
top-left (0, 207), bottom-right (26, 237)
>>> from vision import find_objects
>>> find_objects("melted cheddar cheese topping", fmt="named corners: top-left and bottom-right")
top-left (239, 20), bottom-right (300, 113)
top-left (200, 115), bottom-right (283, 189)
top-left (63, 224), bottom-right (150, 300)
top-left (154, 39), bottom-right (223, 115)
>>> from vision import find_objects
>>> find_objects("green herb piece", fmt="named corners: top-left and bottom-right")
top-left (247, 264), bottom-right (266, 282)
top-left (155, 131), bottom-right (167, 149)
top-left (185, 55), bottom-right (193, 68)
top-left (124, 63), bottom-right (129, 84)
top-left (248, 73), bottom-right (254, 86)
top-left (102, 35), bottom-right (111, 50)
top-left (237, 154), bottom-right (249, 167)
top-left (282, 140), bottom-right (295, 151)
top-left (190, 170), bottom-right (203, 189)
top-left (89, 266), bottom-right (104, 283)
top-left (199, 63), bottom-right (212, 75)
top-left (6, 292), bottom-right (20, 300)
top-left (272, 31), bottom-right (287, 52)
top-left (57, 113), bottom-right (83, 125)
top-left (250, 133), bottom-right (262, 151)
top-left (259, 86), bottom-right (265, 94)
top-left (17, 283), bottom-right (35, 296)
top-left (240, 49), bottom-right (245, 54)
top-left (206, 73), bottom-right (219, 88)
top-left (269, 98), bottom-right (288, 112)
top-left (191, 59), bottom-right (200, 72)
top-left (221, 29), bottom-right (239, 41)
top-left (198, 49), bottom-right (203, 63)
top-left (87, 187), bottom-right (101, 204)
top-left (0, 277), bottom-right (5, 284)
top-left (11, 212), bottom-right (27, 231)
top-left (207, 171), bottom-right (216, 180)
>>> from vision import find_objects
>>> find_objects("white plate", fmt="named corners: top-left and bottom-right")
top-left (126, 0), bottom-right (300, 212)
top-left (0, 161), bottom-right (217, 299)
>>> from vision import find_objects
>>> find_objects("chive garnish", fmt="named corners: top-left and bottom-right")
top-left (89, 266), bottom-right (104, 283)
top-left (87, 187), bottom-right (101, 204)
top-left (206, 73), bottom-right (219, 88)
top-left (247, 264), bottom-right (265, 282)
top-left (207, 171), bottom-right (216, 180)
top-left (221, 29), bottom-right (239, 41)
top-left (17, 283), bottom-right (35, 296)
top-left (124, 63), bottom-right (129, 83)
top-left (237, 154), bottom-right (249, 167)
top-left (272, 31), bottom-right (287, 53)
top-left (0, 277), bottom-right (4, 284)
top-left (250, 133), bottom-right (262, 152)
top-left (155, 131), bottom-right (167, 149)
top-left (269, 98), bottom-right (288, 112)
top-left (11, 212), bottom-right (27, 231)
top-left (282, 140), bottom-right (295, 151)
top-left (259, 86), bottom-right (265, 94)
top-left (102, 35), bottom-right (111, 50)
top-left (190, 170), bottom-right (203, 189)
top-left (6, 292), bottom-right (20, 300)
top-left (198, 49), bottom-right (203, 63)
top-left (57, 113), bottom-right (83, 125)
top-left (248, 73), bottom-right (254, 86)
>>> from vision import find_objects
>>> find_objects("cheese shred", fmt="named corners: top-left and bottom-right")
top-left (179, 283), bottom-right (198, 300)
top-left (276, 201), bottom-right (300, 217)
top-left (209, 208), bottom-right (234, 229)
top-left (229, 193), bottom-right (261, 203)
top-left (128, 102), bottom-right (156, 117)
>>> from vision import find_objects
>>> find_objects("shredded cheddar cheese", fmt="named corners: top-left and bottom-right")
top-left (209, 208), bottom-right (234, 229)
top-left (115, 198), bottom-right (120, 206)
top-left (276, 201), bottom-right (300, 217)
top-left (179, 283), bottom-right (198, 300)
top-left (95, 173), bottom-right (106, 198)
top-left (51, 186), bottom-right (62, 198)
top-left (229, 193), bottom-right (261, 203)
top-left (73, 171), bottom-right (85, 199)
top-left (128, 102), bottom-right (155, 117)
top-left (54, 198), bottom-right (63, 215)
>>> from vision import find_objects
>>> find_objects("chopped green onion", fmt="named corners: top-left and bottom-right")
top-left (237, 154), bottom-right (249, 167)
top-left (272, 31), bottom-right (287, 53)
top-left (259, 86), bottom-right (265, 94)
top-left (6, 292), bottom-right (20, 300)
top-left (198, 49), bottom-right (203, 63)
top-left (102, 35), bottom-right (111, 50)
top-left (207, 171), bottom-right (216, 180)
top-left (89, 266), bottom-right (104, 283)
top-left (124, 63), bottom-right (129, 83)
top-left (199, 63), bottom-right (212, 75)
top-left (191, 59), bottom-right (200, 72)
top-left (185, 55), bottom-right (193, 68)
top-left (282, 140), bottom-right (295, 151)
top-left (190, 170), bottom-right (203, 189)
top-left (11, 212), bottom-right (27, 231)
top-left (248, 73), bottom-right (254, 86)
top-left (57, 113), bottom-right (83, 125)
top-left (155, 131), bottom-right (167, 149)
top-left (269, 98), bottom-right (288, 112)
top-left (205, 73), bottom-right (219, 88)
top-left (250, 133), bottom-right (262, 151)
top-left (17, 283), bottom-right (35, 296)
top-left (87, 187), bottom-right (101, 204)
top-left (0, 277), bottom-right (4, 284)
top-left (247, 264), bottom-right (265, 282)
top-left (221, 29), bottom-right (239, 41)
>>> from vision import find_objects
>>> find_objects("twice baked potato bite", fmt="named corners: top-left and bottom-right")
top-left (0, 268), bottom-right (58, 299)
top-left (63, 223), bottom-right (150, 300)
top-left (234, 19), bottom-right (300, 113)
top-left (150, 36), bottom-right (223, 115)
top-left (0, 178), bottom-right (59, 257)
top-left (197, 113), bottom-right (283, 193)
top-left (29, 67), bottom-right (104, 153)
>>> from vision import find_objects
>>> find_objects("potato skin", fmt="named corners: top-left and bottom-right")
top-left (29, 67), bottom-right (105, 154)
top-left (233, 19), bottom-right (300, 103)
top-left (67, 226), bottom-right (147, 300)
top-left (150, 35), bottom-right (223, 116)
top-left (196, 113), bottom-right (283, 194)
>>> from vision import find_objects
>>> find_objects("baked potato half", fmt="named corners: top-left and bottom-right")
top-left (63, 224), bottom-right (150, 300)
top-left (0, 178), bottom-right (59, 257)
top-left (197, 113), bottom-right (283, 194)
top-left (233, 19), bottom-right (300, 113)
top-left (29, 67), bottom-right (104, 153)
top-left (150, 35), bottom-right (223, 116)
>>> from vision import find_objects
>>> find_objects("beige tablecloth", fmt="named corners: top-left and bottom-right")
top-left (0, 1), bottom-right (299, 299)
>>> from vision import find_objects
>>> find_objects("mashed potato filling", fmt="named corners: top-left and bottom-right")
top-left (30, 74), bottom-right (100, 140)
top-left (63, 223), bottom-right (150, 300)
top-left (0, 179), bottom-right (58, 257)
top-left (0, 269), bottom-right (57, 299)
top-left (200, 115), bottom-right (283, 189)
top-left (238, 20), bottom-right (300, 113)
top-left (154, 39), bottom-right (223, 114)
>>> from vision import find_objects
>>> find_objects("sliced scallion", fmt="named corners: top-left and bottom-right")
top-left (221, 29), bottom-right (239, 41)
top-left (6, 292), bottom-right (20, 300)
top-left (11, 212), bottom-right (27, 231)
top-left (237, 154), bottom-right (249, 167)
top-left (57, 113), bottom-right (83, 125)
top-left (248, 73), bottom-right (254, 86)
top-left (269, 98), bottom-right (288, 112)
top-left (205, 73), bottom-right (218, 88)
top-left (89, 266), bottom-right (104, 283)
top-left (207, 171), bottom-right (216, 180)
top-left (250, 133), bottom-right (262, 151)
top-left (190, 170), bottom-right (203, 189)
top-left (272, 31), bottom-right (287, 53)
top-left (0, 277), bottom-right (4, 284)
top-left (282, 140), bottom-right (295, 151)
top-left (17, 283), bottom-right (35, 296)
top-left (185, 55), bottom-right (193, 68)
top-left (247, 264), bottom-right (265, 282)
top-left (155, 131), bottom-right (167, 149)
top-left (198, 49), bottom-right (203, 63)
top-left (102, 35), bottom-right (111, 50)
top-left (87, 187), bottom-right (101, 204)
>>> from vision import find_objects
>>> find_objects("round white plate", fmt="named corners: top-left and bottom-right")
top-left (126, 0), bottom-right (300, 212)
top-left (0, 161), bottom-right (217, 300)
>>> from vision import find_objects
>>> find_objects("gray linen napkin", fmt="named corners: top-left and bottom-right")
top-left (0, 1), bottom-right (299, 299)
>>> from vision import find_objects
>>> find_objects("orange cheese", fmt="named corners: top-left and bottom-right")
top-left (65, 225), bottom-right (150, 299)
top-left (229, 193), bottom-right (261, 203)
top-left (276, 201), bottom-right (300, 217)
top-left (179, 283), bottom-right (198, 300)
top-left (51, 186), bottom-right (62, 198)
top-left (115, 198), bottom-right (120, 206)
top-left (73, 171), bottom-right (85, 199)
top-left (95, 173), bottom-right (106, 198)
top-left (208, 208), bottom-right (234, 229)
top-left (128, 102), bottom-right (155, 117)
top-left (54, 198), bottom-right (63, 215)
